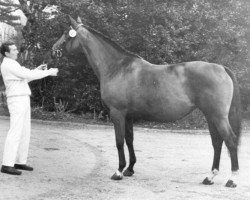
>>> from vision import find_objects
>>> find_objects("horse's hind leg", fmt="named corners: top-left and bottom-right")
top-left (213, 117), bottom-right (239, 188)
top-left (202, 119), bottom-right (223, 185)
top-left (123, 116), bottom-right (136, 176)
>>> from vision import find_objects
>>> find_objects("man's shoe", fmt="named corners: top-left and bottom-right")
top-left (14, 164), bottom-right (33, 171)
top-left (1, 165), bottom-right (22, 175)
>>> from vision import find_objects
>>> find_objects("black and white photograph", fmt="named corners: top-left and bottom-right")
top-left (0, 0), bottom-right (250, 199)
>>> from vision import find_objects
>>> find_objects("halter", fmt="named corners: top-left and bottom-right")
top-left (75, 23), bottom-right (84, 30)
top-left (52, 24), bottom-right (84, 58)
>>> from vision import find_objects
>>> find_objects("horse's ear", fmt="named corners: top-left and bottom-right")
top-left (67, 15), bottom-right (78, 30)
top-left (77, 16), bottom-right (82, 24)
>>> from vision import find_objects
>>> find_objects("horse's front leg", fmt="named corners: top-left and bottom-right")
top-left (110, 108), bottom-right (126, 180)
top-left (123, 116), bottom-right (136, 177)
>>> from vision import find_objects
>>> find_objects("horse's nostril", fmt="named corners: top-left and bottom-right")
top-left (56, 50), bottom-right (62, 57)
top-left (51, 50), bottom-right (62, 58)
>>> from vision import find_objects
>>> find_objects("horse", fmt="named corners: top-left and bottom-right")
top-left (51, 15), bottom-right (242, 188)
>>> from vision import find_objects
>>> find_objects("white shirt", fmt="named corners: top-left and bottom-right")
top-left (0, 57), bottom-right (51, 97)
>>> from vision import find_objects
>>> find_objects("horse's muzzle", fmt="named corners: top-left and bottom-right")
top-left (52, 49), bottom-right (63, 58)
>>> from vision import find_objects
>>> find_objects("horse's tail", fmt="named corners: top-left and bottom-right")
top-left (224, 67), bottom-right (242, 145)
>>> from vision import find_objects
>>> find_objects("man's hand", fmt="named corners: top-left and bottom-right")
top-left (36, 64), bottom-right (47, 70)
top-left (49, 68), bottom-right (59, 76)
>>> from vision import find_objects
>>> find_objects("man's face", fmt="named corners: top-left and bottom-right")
top-left (5, 45), bottom-right (19, 60)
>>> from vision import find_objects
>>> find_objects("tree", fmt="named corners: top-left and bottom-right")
top-left (0, 0), bottom-right (20, 26)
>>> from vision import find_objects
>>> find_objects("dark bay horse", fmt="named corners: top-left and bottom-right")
top-left (52, 16), bottom-right (242, 188)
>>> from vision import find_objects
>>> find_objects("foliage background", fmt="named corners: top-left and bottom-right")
top-left (1, 0), bottom-right (250, 127)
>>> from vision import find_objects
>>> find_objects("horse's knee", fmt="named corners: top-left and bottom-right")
top-left (116, 141), bottom-right (124, 150)
top-left (115, 134), bottom-right (125, 148)
top-left (125, 139), bottom-right (133, 147)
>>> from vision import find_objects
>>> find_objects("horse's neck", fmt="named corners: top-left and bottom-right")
top-left (80, 33), bottom-right (127, 82)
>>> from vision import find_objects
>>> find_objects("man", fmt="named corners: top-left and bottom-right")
top-left (0, 42), bottom-right (58, 175)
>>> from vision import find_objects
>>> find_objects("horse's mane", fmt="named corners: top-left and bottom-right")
top-left (83, 25), bottom-right (141, 59)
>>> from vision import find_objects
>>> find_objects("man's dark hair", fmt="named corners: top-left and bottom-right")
top-left (0, 42), bottom-right (15, 57)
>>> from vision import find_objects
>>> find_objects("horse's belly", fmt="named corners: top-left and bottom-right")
top-left (129, 102), bottom-right (195, 122)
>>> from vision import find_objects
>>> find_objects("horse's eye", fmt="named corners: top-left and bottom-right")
top-left (69, 29), bottom-right (77, 38)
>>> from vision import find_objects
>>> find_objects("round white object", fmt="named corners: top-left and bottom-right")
top-left (69, 29), bottom-right (77, 37)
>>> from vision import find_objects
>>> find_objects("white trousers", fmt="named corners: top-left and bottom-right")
top-left (2, 96), bottom-right (31, 167)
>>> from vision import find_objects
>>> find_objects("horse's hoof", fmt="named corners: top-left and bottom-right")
top-left (202, 177), bottom-right (214, 185)
top-left (111, 171), bottom-right (123, 180)
top-left (225, 180), bottom-right (237, 188)
top-left (123, 168), bottom-right (134, 177)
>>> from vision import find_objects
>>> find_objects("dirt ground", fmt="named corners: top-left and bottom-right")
top-left (0, 116), bottom-right (249, 200)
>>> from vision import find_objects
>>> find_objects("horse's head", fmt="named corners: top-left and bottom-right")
top-left (52, 15), bottom-right (87, 58)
